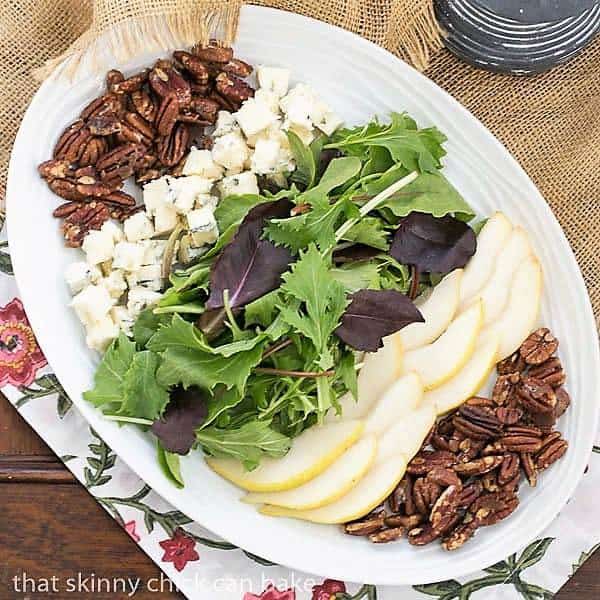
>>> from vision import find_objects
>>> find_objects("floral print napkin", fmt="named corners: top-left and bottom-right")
top-left (1, 218), bottom-right (600, 599)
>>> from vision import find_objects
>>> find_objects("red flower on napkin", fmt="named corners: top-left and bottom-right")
top-left (159, 528), bottom-right (199, 572)
top-left (243, 583), bottom-right (296, 600)
top-left (0, 298), bottom-right (46, 388)
top-left (312, 579), bottom-right (346, 600)
top-left (124, 520), bottom-right (141, 543)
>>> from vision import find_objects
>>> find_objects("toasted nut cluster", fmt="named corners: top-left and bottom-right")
top-left (344, 328), bottom-right (569, 550)
top-left (38, 41), bottom-right (254, 246)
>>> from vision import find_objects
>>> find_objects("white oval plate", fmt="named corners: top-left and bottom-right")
top-left (7, 5), bottom-right (600, 586)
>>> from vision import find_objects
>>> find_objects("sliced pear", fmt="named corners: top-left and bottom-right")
top-left (459, 212), bottom-right (513, 306)
top-left (402, 301), bottom-right (483, 390)
top-left (397, 269), bottom-right (463, 351)
top-left (324, 335), bottom-right (403, 423)
top-left (479, 257), bottom-right (543, 361)
top-left (423, 335), bottom-right (499, 415)
top-left (260, 455), bottom-right (407, 523)
top-left (377, 403), bottom-right (436, 465)
top-left (364, 372), bottom-right (423, 436)
top-left (206, 420), bottom-right (364, 492)
top-left (243, 435), bottom-right (377, 510)
top-left (471, 227), bottom-right (532, 325)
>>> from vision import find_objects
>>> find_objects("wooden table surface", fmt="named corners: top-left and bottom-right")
top-left (0, 395), bottom-right (598, 599)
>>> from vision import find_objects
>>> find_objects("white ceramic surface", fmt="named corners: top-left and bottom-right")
top-left (7, 5), bottom-right (600, 586)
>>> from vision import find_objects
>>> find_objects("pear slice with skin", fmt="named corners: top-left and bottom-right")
top-left (324, 335), bottom-right (403, 423)
top-left (243, 435), bottom-right (377, 510)
top-left (469, 227), bottom-right (532, 326)
top-left (402, 301), bottom-right (483, 390)
top-left (459, 212), bottom-right (513, 306)
top-left (259, 455), bottom-right (407, 524)
top-left (206, 420), bottom-right (364, 492)
top-left (479, 256), bottom-right (543, 361)
top-left (397, 269), bottom-right (463, 351)
top-left (364, 372), bottom-right (423, 436)
top-left (423, 335), bottom-right (499, 415)
top-left (377, 403), bottom-right (437, 465)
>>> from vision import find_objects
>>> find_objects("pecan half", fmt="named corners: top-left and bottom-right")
top-left (481, 471), bottom-right (500, 492)
top-left (369, 527), bottom-right (406, 543)
top-left (80, 94), bottom-right (124, 120)
top-left (109, 69), bottom-right (150, 94)
top-left (88, 115), bottom-right (122, 136)
top-left (53, 120), bottom-right (91, 162)
top-left (430, 485), bottom-right (462, 534)
top-left (453, 405), bottom-right (502, 440)
top-left (102, 190), bottom-right (136, 206)
top-left (456, 437), bottom-right (486, 463)
top-left (520, 452), bottom-right (538, 486)
top-left (536, 433), bottom-right (568, 470)
top-left (173, 50), bottom-right (210, 84)
top-left (344, 515), bottom-right (385, 536)
top-left (79, 137), bottom-right (109, 166)
top-left (61, 202), bottom-right (110, 247)
top-left (554, 387), bottom-right (571, 418)
top-left (106, 69), bottom-right (124, 88)
top-left (497, 453), bottom-right (520, 486)
top-left (520, 328), bottom-right (558, 365)
top-left (53, 201), bottom-right (83, 218)
top-left (38, 159), bottom-right (74, 181)
top-left (496, 406), bottom-right (523, 425)
top-left (406, 450), bottom-right (456, 476)
top-left (96, 143), bottom-right (145, 185)
top-left (442, 522), bottom-right (477, 551)
top-left (427, 467), bottom-right (462, 488)
top-left (413, 478), bottom-right (441, 515)
top-left (191, 40), bottom-right (234, 63)
top-left (498, 425), bottom-right (543, 453)
top-left (384, 514), bottom-right (424, 529)
top-left (517, 377), bottom-right (556, 414)
top-left (190, 97), bottom-right (220, 123)
top-left (469, 491), bottom-right (519, 526)
top-left (221, 58), bottom-right (253, 78)
top-left (407, 523), bottom-right (439, 546)
top-left (529, 357), bottom-right (566, 388)
top-left (389, 476), bottom-right (416, 515)
top-left (215, 72), bottom-right (254, 105)
top-left (157, 122), bottom-right (189, 166)
top-left (497, 350), bottom-right (527, 375)
top-left (130, 90), bottom-right (158, 123)
top-left (156, 94), bottom-right (180, 136)
top-left (149, 61), bottom-right (191, 107)
top-left (492, 372), bottom-right (521, 406)
top-left (457, 480), bottom-right (483, 509)
top-left (454, 455), bottom-right (504, 476)
top-left (48, 178), bottom-right (87, 202)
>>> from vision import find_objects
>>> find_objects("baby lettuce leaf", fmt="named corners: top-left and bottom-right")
top-left (341, 216), bottom-right (389, 250)
top-left (298, 156), bottom-right (362, 205)
top-left (157, 444), bottom-right (185, 487)
top-left (151, 385), bottom-right (208, 455)
top-left (121, 351), bottom-right (170, 420)
top-left (206, 200), bottom-right (293, 309)
top-left (156, 343), bottom-right (265, 395)
top-left (335, 289), bottom-right (424, 352)
top-left (328, 113), bottom-right (447, 173)
top-left (84, 333), bottom-right (137, 410)
top-left (331, 262), bottom-right (381, 293)
top-left (288, 130), bottom-right (317, 189)
top-left (214, 194), bottom-right (274, 233)
top-left (390, 212), bottom-right (477, 274)
top-left (278, 245), bottom-right (348, 372)
top-left (133, 309), bottom-right (172, 348)
top-left (244, 290), bottom-right (280, 329)
top-left (195, 420), bottom-right (292, 471)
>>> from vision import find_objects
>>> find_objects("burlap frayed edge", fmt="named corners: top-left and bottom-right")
top-left (33, 1), bottom-right (242, 82)
top-left (387, 0), bottom-right (443, 71)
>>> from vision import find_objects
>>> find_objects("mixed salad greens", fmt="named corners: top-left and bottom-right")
top-left (84, 112), bottom-right (478, 486)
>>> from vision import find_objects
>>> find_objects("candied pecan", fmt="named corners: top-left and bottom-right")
top-left (427, 467), bottom-right (462, 488)
top-left (492, 372), bottom-right (521, 406)
top-left (536, 433), bottom-right (568, 470)
top-left (528, 411), bottom-right (556, 433)
top-left (497, 453), bottom-right (520, 486)
top-left (407, 523), bottom-right (439, 546)
top-left (38, 159), bottom-right (74, 181)
top-left (208, 90), bottom-right (236, 111)
top-left (389, 476), bottom-right (416, 515)
top-left (109, 204), bottom-right (144, 221)
top-left (481, 441), bottom-right (504, 456)
top-left (520, 452), bottom-right (538, 487)
top-left (369, 527), bottom-right (406, 543)
top-left (499, 425), bottom-right (543, 453)
top-left (442, 522), bottom-right (477, 550)
top-left (497, 350), bottom-right (527, 375)
top-left (191, 40), bottom-right (234, 63)
top-left (109, 69), bottom-right (150, 94)
top-left (413, 478), bottom-right (441, 515)
top-left (61, 202), bottom-right (110, 247)
top-left (520, 328), bottom-right (558, 365)
top-left (53, 201), bottom-right (83, 218)
top-left (190, 96), bottom-right (220, 123)
top-left (190, 82), bottom-right (212, 96)
top-left (469, 491), bottom-right (519, 526)
top-left (173, 50), bottom-right (210, 84)
top-left (75, 182), bottom-right (114, 198)
top-left (53, 120), bottom-right (92, 162)
top-left (80, 94), bottom-right (124, 120)
top-left (431, 431), bottom-right (451, 452)
top-left (407, 450), bottom-right (456, 476)
top-left (48, 178), bottom-right (87, 201)
top-left (130, 89), bottom-right (158, 123)
top-left (554, 387), bottom-right (571, 418)
top-left (453, 405), bottom-right (502, 440)
top-left (79, 137), bottom-right (109, 166)
top-left (456, 437), bottom-right (486, 463)
top-left (454, 455), bottom-right (504, 476)
top-left (97, 143), bottom-right (145, 184)
top-left (344, 515), bottom-right (384, 536)
top-left (529, 358), bottom-right (566, 388)
top-left (102, 190), bottom-right (136, 206)
top-left (149, 61), bottom-right (191, 106)
top-left (495, 406), bottom-right (522, 426)
top-left (157, 122), bottom-right (190, 167)
top-left (457, 480), bottom-right (483, 509)
top-left (156, 94), bottom-right (180, 136)
top-left (215, 72), bottom-right (254, 105)
top-left (465, 396), bottom-right (496, 409)
top-left (124, 112), bottom-right (156, 143)
top-left (178, 110), bottom-right (212, 125)
top-left (106, 69), bottom-right (124, 88)
top-left (430, 485), bottom-right (462, 534)
top-left (481, 471), bottom-right (500, 492)
top-left (517, 377), bottom-right (556, 414)
top-left (88, 114), bottom-right (122, 136)
top-left (384, 514), bottom-right (424, 529)
top-left (221, 58), bottom-right (253, 78)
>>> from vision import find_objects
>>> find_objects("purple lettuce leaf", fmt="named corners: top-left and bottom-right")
top-left (390, 212), bottom-right (476, 274)
top-left (335, 289), bottom-right (424, 352)
top-left (151, 385), bottom-right (208, 455)
top-left (206, 200), bottom-right (294, 309)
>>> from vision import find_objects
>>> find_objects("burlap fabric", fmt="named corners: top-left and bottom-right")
top-left (1, 0), bottom-right (599, 324)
